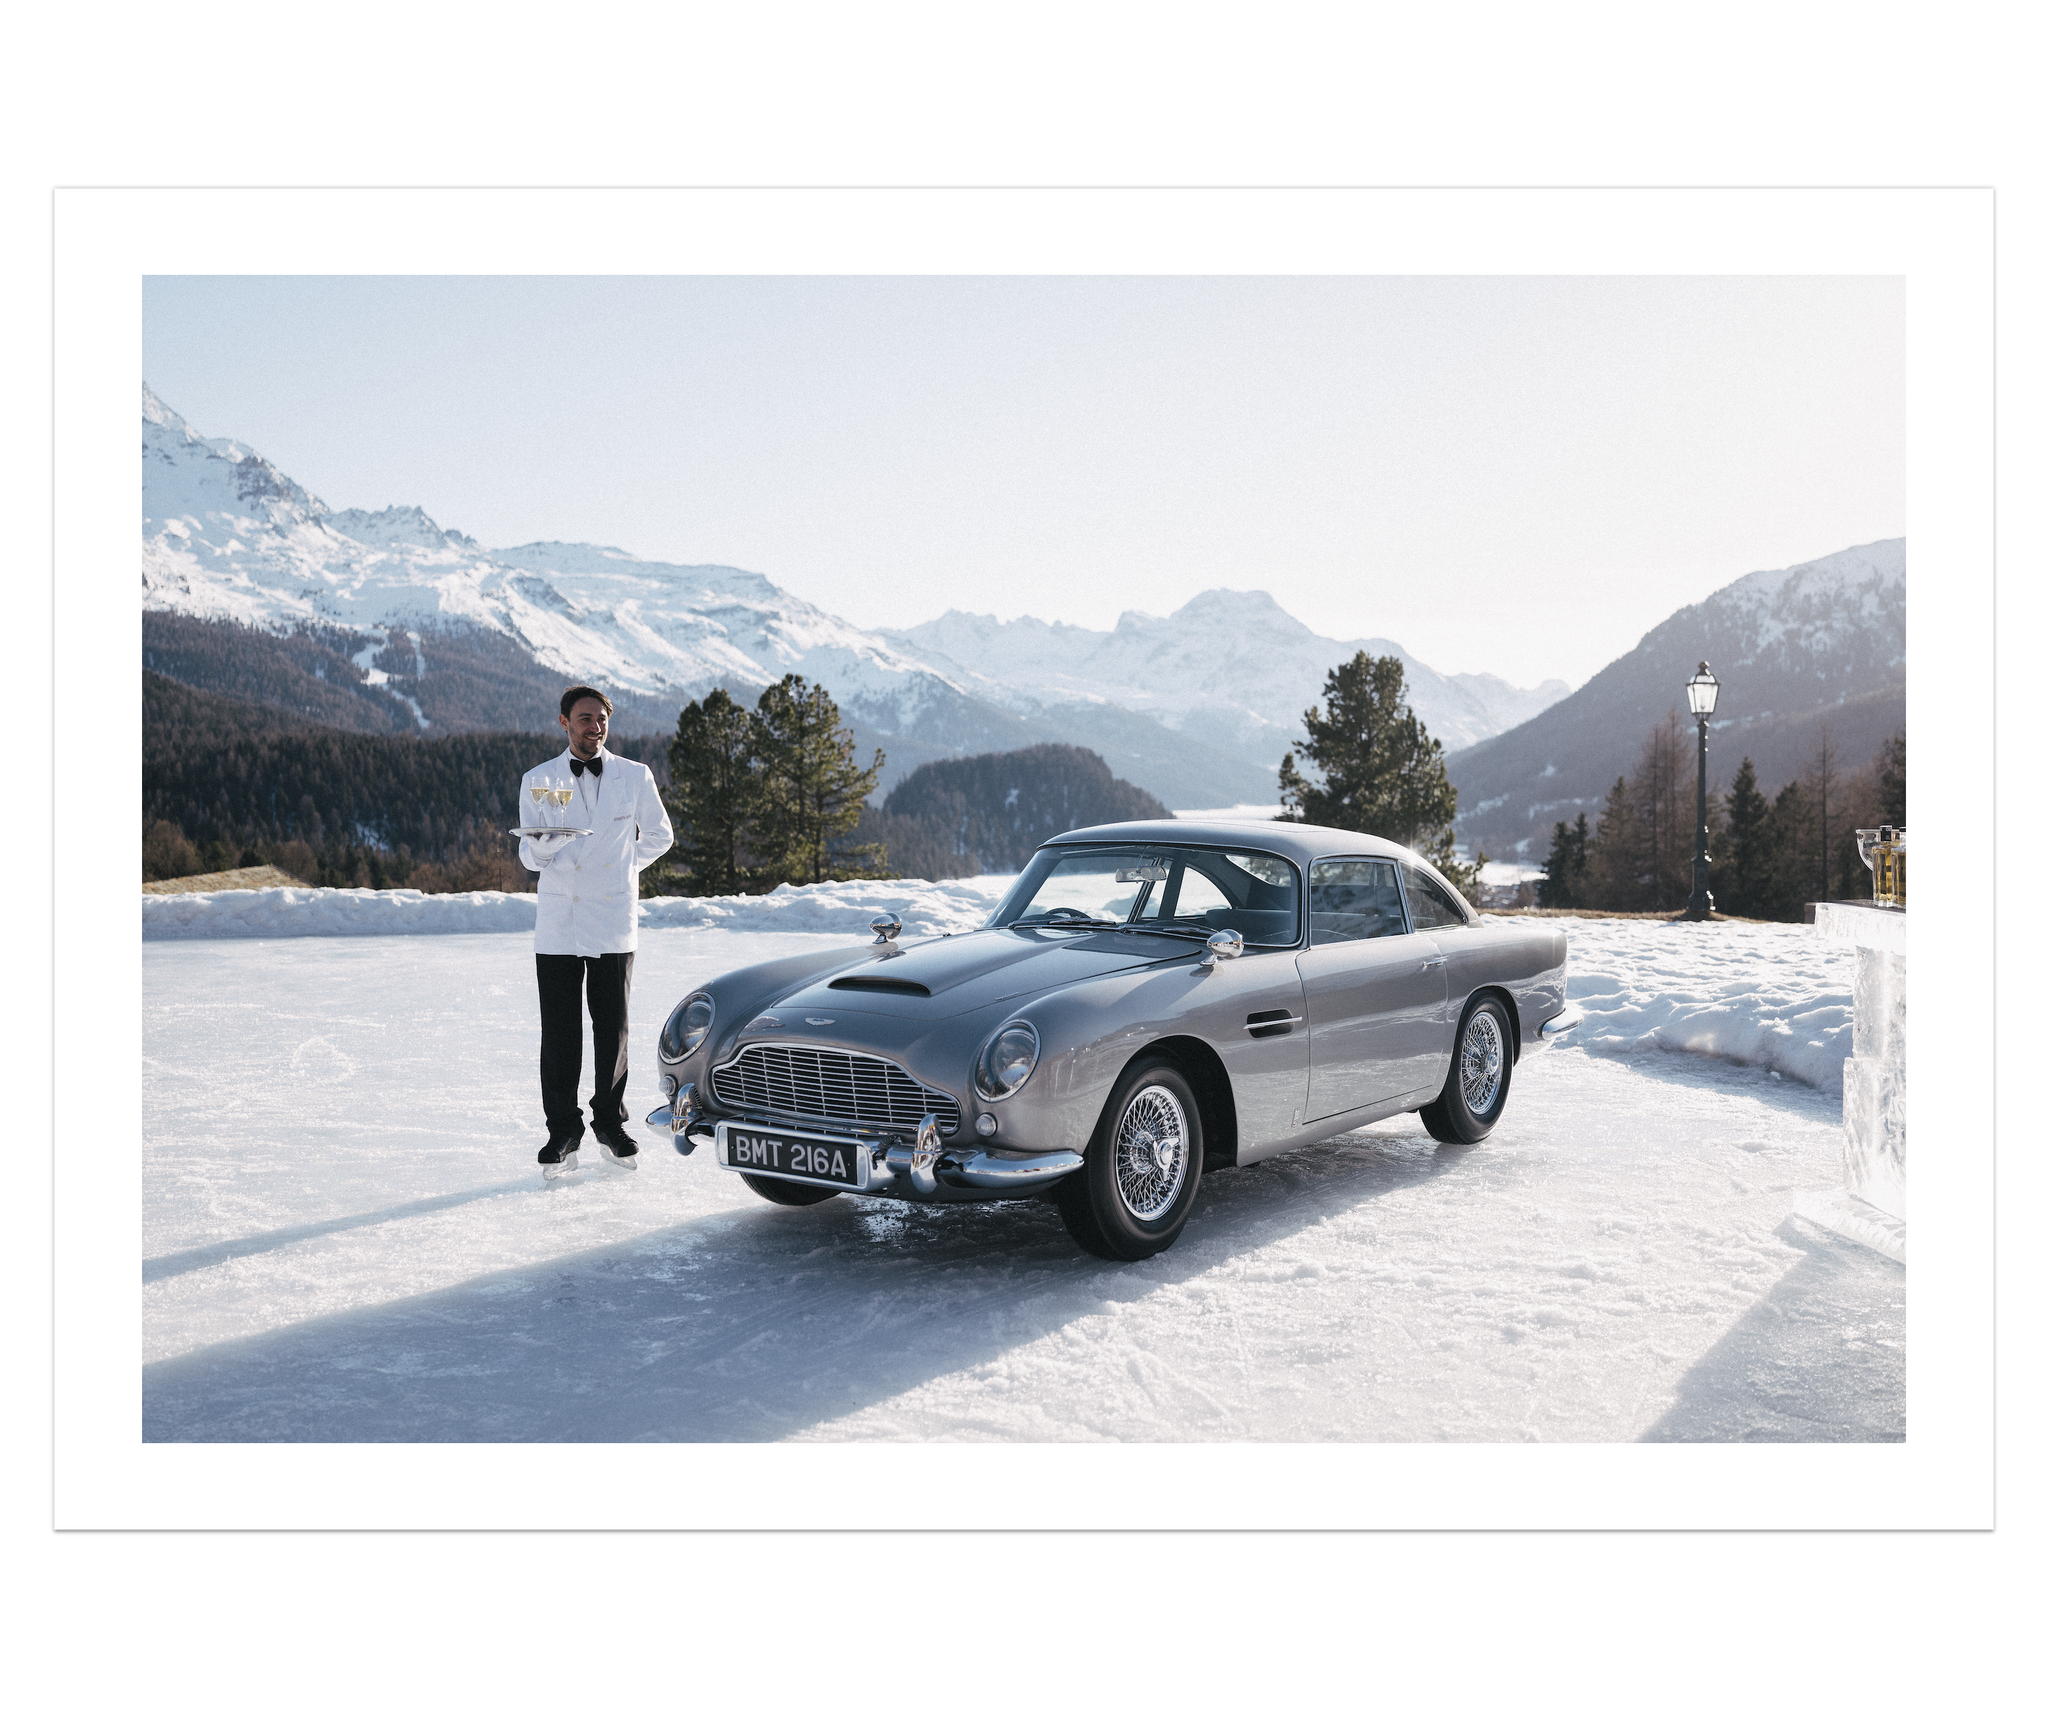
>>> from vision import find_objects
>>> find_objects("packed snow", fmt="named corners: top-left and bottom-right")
top-left (140, 887), bottom-right (1898, 1442)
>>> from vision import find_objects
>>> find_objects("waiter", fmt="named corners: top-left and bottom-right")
top-left (518, 686), bottom-right (674, 1181)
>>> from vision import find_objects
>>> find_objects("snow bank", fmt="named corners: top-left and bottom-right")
top-left (141, 875), bottom-right (1017, 942)
top-left (642, 876), bottom-right (1013, 937)
top-left (1535, 915), bottom-right (1855, 1093)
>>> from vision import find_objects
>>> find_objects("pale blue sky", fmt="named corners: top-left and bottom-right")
top-left (143, 275), bottom-right (1903, 689)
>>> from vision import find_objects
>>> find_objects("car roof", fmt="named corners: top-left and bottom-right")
top-left (1047, 818), bottom-right (1418, 866)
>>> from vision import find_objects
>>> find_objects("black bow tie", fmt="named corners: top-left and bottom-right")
top-left (570, 754), bottom-right (603, 777)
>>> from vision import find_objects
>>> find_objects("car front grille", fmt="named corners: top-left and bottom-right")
top-left (710, 1044), bottom-right (962, 1137)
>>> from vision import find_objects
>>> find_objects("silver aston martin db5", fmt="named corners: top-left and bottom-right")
top-left (649, 819), bottom-right (1571, 1260)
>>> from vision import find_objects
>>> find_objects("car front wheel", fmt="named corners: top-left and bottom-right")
top-left (1057, 1058), bottom-right (1204, 1261)
top-left (1419, 994), bottom-right (1514, 1144)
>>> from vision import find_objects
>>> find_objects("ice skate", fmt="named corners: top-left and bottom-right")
top-left (593, 1125), bottom-right (640, 1171)
top-left (539, 1134), bottom-right (583, 1181)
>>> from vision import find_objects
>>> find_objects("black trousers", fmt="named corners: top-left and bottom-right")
top-left (536, 952), bottom-right (634, 1138)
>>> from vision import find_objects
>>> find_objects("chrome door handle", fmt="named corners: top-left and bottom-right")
top-left (1419, 955), bottom-right (1446, 971)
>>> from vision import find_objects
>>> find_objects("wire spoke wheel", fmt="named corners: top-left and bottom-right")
top-left (1459, 1008), bottom-right (1505, 1114)
top-left (1113, 1084), bottom-right (1189, 1220)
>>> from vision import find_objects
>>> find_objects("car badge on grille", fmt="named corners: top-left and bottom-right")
top-left (804, 1017), bottom-right (835, 1025)
top-left (746, 1015), bottom-right (783, 1030)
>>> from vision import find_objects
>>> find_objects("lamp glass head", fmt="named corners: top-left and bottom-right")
top-left (1686, 661), bottom-right (1720, 717)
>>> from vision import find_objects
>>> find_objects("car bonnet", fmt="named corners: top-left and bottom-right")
top-left (768, 925), bottom-right (1184, 1018)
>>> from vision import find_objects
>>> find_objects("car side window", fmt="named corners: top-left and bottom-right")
top-left (1401, 863), bottom-right (1469, 930)
top-left (1309, 859), bottom-right (1406, 944)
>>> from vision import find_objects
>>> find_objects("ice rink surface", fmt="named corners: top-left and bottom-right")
top-left (141, 914), bottom-right (1902, 1442)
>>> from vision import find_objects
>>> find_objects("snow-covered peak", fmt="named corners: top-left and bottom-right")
top-left (143, 381), bottom-right (257, 464)
top-left (1639, 538), bottom-right (1906, 679)
top-left (889, 587), bottom-right (1556, 757)
top-left (328, 505), bottom-right (480, 554)
top-left (140, 390), bottom-right (978, 723)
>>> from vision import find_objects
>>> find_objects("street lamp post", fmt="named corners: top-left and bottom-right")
top-left (1684, 661), bottom-right (1719, 920)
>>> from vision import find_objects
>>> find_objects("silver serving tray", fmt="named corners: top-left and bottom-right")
top-left (509, 826), bottom-right (594, 837)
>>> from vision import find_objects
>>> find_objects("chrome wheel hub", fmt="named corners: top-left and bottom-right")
top-left (1460, 1010), bottom-right (1505, 1114)
top-left (1114, 1086), bottom-right (1188, 1220)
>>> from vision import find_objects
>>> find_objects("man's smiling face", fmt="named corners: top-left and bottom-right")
top-left (560, 696), bottom-right (609, 758)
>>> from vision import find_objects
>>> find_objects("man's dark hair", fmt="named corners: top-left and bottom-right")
top-left (560, 685), bottom-right (613, 720)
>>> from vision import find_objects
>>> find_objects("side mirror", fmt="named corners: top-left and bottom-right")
top-left (870, 912), bottom-right (903, 945)
top-left (1200, 928), bottom-right (1244, 969)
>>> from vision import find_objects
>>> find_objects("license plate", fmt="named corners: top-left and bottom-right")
top-left (715, 1122), bottom-right (869, 1191)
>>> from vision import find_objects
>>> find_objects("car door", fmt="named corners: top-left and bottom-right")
top-left (1159, 853), bottom-right (1310, 1152)
top-left (1399, 860), bottom-right (1479, 1098)
top-left (1296, 857), bottom-right (1449, 1121)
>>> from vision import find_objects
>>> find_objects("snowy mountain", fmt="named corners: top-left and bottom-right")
top-left (144, 384), bottom-right (957, 720)
top-left (141, 384), bottom-right (1557, 805)
top-left (1448, 539), bottom-right (1907, 859)
top-left (884, 591), bottom-right (1569, 768)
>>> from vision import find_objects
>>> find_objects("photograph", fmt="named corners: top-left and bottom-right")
top-left (135, 268), bottom-right (1912, 1450)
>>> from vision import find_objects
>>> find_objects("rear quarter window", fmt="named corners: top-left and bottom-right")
top-left (1401, 863), bottom-right (1470, 930)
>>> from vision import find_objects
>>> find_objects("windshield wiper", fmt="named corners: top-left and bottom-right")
top-left (1012, 911), bottom-right (1121, 929)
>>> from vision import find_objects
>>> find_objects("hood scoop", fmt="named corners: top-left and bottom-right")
top-left (829, 975), bottom-right (934, 997)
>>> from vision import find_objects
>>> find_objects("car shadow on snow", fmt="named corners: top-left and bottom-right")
top-left (1637, 1216), bottom-right (1905, 1443)
top-left (142, 1122), bottom-right (1474, 1444)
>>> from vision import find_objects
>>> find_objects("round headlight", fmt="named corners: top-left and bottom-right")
top-left (975, 1021), bottom-right (1040, 1100)
top-left (661, 994), bottom-right (715, 1061)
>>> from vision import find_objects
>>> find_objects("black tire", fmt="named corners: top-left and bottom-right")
top-left (740, 1172), bottom-right (841, 1207)
top-left (1057, 1059), bottom-right (1205, 1261)
top-left (1419, 994), bottom-right (1514, 1144)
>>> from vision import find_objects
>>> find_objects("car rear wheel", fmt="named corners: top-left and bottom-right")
top-left (1419, 995), bottom-right (1514, 1145)
top-left (1057, 1059), bottom-right (1204, 1260)
top-left (740, 1172), bottom-right (841, 1207)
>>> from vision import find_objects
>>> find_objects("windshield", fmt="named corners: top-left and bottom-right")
top-left (991, 843), bottom-right (1302, 947)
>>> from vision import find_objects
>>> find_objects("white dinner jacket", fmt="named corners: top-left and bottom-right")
top-left (517, 747), bottom-right (674, 955)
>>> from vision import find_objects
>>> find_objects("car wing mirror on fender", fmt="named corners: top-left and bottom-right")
top-left (1200, 929), bottom-right (1244, 970)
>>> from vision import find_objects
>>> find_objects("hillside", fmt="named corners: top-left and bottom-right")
top-left (877, 743), bottom-right (1171, 873)
top-left (1448, 539), bottom-right (1905, 858)
top-left (142, 671), bottom-right (670, 873)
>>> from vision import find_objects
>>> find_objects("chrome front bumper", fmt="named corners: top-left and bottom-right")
top-left (648, 1087), bottom-right (1083, 1202)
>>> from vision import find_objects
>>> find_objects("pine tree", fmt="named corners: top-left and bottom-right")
top-left (1277, 650), bottom-right (1477, 893)
top-left (1805, 724), bottom-right (1841, 905)
top-left (1759, 779), bottom-right (1811, 922)
top-left (1585, 774), bottom-right (1645, 909)
top-left (1536, 812), bottom-right (1590, 908)
top-left (753, 675), bottom-right (889, 885)
top-left (1876, 729), bottom-right (1906, 824)
top-left (1721, 756), bottom-right (1769, 917)
top-left (664, 686), bottom-right (767, 896)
